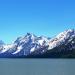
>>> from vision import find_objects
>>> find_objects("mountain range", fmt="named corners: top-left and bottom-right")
top-left (0, 29), bottom-right (75, 58)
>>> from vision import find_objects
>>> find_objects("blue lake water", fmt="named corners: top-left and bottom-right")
top-left (0, 59), bottom-right (75, 75)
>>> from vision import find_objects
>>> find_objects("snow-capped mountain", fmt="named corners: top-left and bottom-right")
top-left (13, 33), bottom-right (49, 55)
top-left (48, 29), bottom-right (75, 49)
top-left (0, 29), bottom-right (75, 57)
top-left (0, 33), bottom-right (49, 56)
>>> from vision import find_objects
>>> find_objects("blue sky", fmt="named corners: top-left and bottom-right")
top-left (0, 0), bottom-right (75, 44)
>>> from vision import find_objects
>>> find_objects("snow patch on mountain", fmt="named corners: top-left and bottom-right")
top-left (12, 46), bottom-right (23, 54)
top-left (30, 47), bottom-right (36, 52)
top-left (0, 44), bottom-right (15, 53)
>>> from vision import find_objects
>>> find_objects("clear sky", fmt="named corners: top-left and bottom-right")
top-left (0, 0), bottom-right (75, 44)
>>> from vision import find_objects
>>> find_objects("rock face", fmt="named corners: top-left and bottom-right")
top-left (0, 29), bottom-right (75, 58)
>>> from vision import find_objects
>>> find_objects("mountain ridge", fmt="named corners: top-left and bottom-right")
top-left (0, 29), bottom-right (75, 58)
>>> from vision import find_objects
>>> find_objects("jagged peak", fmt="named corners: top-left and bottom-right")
top-left (67, 28), bottom-right (75, 32)
top-left (63, 29), bottom-right (75, 34)
top-left (56, 29), bottom-right (75, 39)
top-left (26, 33), bottom-right (36, 37)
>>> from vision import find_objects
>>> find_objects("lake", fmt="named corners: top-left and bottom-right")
top-left (0, 59), bottom-right (75, 75)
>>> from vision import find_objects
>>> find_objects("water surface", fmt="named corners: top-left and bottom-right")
top-left (0, 59), bottom-right (75, 75)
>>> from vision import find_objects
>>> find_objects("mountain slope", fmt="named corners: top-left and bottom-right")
top-left (48, 29), bottom-right (75, 49)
